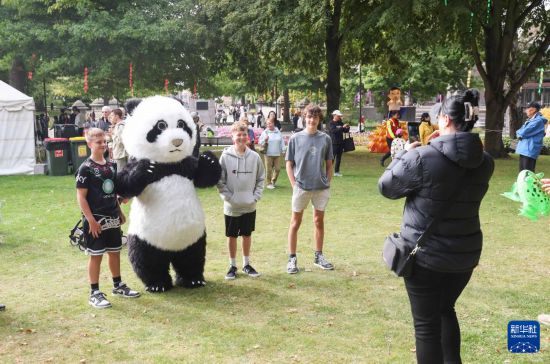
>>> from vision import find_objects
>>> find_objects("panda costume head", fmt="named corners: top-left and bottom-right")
top-left (123, 96), bottom-right (196, 163)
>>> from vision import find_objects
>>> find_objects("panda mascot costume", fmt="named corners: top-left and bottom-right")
top-left (117, 96), bottom-right (221, 292)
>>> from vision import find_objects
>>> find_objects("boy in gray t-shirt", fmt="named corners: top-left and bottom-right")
top-left (285, 104), bottom-right (334, 274)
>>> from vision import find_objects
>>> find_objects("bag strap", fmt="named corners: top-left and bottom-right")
top-left (411, 167), bottom-right (466, 255)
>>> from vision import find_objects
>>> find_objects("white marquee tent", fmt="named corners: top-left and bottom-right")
top-left (0, 80), bottom-right (36, 175)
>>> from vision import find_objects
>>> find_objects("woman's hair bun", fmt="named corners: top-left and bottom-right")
top-left (463, 89), bottom-right (479, 106)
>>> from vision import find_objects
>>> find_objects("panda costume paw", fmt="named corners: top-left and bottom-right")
top-left (118, 96), bottom-right (217, 292)
top-left (194, 151), bottom-right (222, 188)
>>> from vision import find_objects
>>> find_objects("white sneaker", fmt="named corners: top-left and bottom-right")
top-left (89, 290), bottom-right (112, 309)
top-left (266, 184), bottom-right (275, 189)
top-left (538, 313), bottom-right (550, 326)
top-left (334, 172), bottom-right (343, 177)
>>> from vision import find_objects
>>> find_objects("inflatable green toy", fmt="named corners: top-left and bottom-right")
top-left (502, 170), bottom-right (550, 221)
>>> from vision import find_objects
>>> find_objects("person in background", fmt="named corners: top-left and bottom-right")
top-left (69, 106), bottom-right (80, 125)
top-left (93, 106), bottom-right (112, 132)
top-left (267, 110), bottom-right (281, 130)
top-left (256, 109), bottom-right (264, 128)
top-left (191, 112), bottom-right (204, 158)
top-left (110, 109), bottom-right (128, 171)
top-left (292, 110), bottom-right (301, 131)
top-left (259, 118), bottom-right (286, 189)
top-left (240, 117), bottom-right (256, 151)
top-left (378, 89), bottom-right (494, 364)
top-left (390, 128), bottom-right (406, 160)
top-left (57, 108), bottom-right (70, 125)
top-left (328, 109), bottom-right (350, 177)
top-left (516, 101), bottom-right (547, 172)
top-left (249, 112), bottom-right (256, 128)
top-left (380, 110), bottom-right (401, 167)
top-left (419, 112), bottom-right (435, 146)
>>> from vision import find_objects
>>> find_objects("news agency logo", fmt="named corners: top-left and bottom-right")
top-left (508, 320), bottom-right (540, 353)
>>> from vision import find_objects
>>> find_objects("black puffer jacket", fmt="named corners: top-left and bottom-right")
top-left (378, 132), bottom-right (494, 273)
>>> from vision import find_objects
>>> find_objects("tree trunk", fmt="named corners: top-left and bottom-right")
top-left (9, 56), bottom-right (26, 92)
top-left (324, 0), bottom-right (343, 129)
top-left (508, 92), bottom-right (523, 138)
top-left (483, 89), bottom-right (508, 158)
top-left (283, 88), bottom-right (290, 124)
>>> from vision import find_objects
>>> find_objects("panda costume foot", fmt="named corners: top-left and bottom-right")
top-left (175, 276), bottom-right (206, 288)
top-left (146, 284), bottom-right (173, 293)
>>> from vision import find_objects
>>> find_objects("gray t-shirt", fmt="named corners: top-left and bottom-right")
top-left (285, 130), bottom-right (333, 190)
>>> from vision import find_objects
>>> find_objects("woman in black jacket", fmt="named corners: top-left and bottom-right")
top-left (378, 89), bottom-right (494, 363)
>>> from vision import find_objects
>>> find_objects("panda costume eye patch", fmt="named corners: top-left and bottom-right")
top-left (177, 119), bottom-right (193, 140)
top-left (146, 119), bottom-right (193, 143)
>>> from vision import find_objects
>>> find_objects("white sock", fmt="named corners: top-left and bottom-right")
top-left (243, 256), bottom-right (250, 267)
top-left (230, 258), bottom-right (236, 267)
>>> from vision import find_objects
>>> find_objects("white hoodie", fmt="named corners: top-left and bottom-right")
top-left (217, 146), bottom-right (265, 216)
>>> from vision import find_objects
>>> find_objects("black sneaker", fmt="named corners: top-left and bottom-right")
top-left (112, 283), bottom-right (141, 298)
top-left (242, 264), bottom-right (261, 277)
top-left (89, 290), bottom-right (112, 309)
top-left (314, 253), bottom-right (334, 270)
top-left (225, 265), bottom-right (238, 280)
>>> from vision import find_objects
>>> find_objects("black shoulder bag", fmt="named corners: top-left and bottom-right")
top-left (382, 169), bottom-right (465, 278)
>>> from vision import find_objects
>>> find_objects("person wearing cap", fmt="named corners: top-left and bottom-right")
top-left (380, 110), bottom-right (401, 167)
top-left (329, 110), bottom-right (350, 177)
top-left (516, 101), bottom-right (547, 172)
top-left (93, 106), bottom-right (112, 132)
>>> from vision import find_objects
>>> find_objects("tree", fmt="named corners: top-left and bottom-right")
top-left (470, 0), bottom-right (550, 157)
top-left (379, 0), bottom-right (550, 157)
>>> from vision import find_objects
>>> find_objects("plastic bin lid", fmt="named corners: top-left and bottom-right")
top-left (44, 137), bottom-right (69, 142)
top-left (69, 137), bottom-right (87, 142)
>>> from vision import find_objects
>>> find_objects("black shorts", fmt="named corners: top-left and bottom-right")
top-left (225, 211), bottom-right (256, 237)
top-left (83, 215), bottom-right (122, 256)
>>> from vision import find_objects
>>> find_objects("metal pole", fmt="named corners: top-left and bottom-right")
top-left (359, 64), bottom-right (362, 131)
top-left (43, 77), bottom-right (47, 117)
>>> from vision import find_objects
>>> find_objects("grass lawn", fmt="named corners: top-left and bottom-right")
top-left (1, 147), bottom-right (549, 363)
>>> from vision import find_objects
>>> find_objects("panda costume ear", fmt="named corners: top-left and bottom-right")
top-left (125, 98), bottom-right (143, 116)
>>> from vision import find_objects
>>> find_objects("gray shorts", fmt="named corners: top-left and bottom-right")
top-left (291, 185), bottom-right (330, 212)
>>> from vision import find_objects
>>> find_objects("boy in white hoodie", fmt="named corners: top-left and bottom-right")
top-left (217, 122), bottom-right (265, 280)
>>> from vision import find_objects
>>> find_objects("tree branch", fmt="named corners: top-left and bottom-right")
top-left (505, 30), bottom-right (550, 105)
top-left (471, 37), bottom-right (489, 86)
top-left (516, 0), bottom-right (543, 26)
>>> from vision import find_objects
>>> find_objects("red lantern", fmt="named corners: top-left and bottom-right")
top-left (27, 71), bottom-right (33, 80)
top-left (129, 63), bottom-right (133, 96)
top-left (164, 78), bottom-right (169, 94)
top-left (83, 67), bottom-right (88, 93)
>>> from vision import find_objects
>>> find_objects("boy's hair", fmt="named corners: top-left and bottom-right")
top-left (303, 104), bottom-right (323, 120)
top-left (231, 122), bottom-right (248, 133)
top-left (85, 127), bottom-right (105, 143)
top-left (112, 108), bottom-right (123, 119)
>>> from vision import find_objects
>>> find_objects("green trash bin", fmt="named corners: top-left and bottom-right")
top-left (69, 136), bottom-right (90, 172)
top-left (44, 138), bottom-right (70, 176)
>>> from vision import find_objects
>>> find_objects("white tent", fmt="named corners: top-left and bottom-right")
top-left (0, 80), bottom-right (36, 175)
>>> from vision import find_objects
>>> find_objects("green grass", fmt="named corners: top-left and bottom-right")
top-left (1, 147), bottom-right (549, 363)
